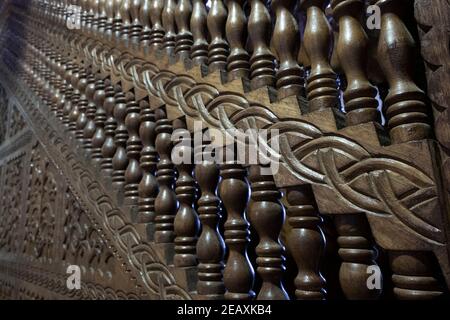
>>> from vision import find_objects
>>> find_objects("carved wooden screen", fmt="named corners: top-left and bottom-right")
top-left (0, 0), bottom-right (448, 300)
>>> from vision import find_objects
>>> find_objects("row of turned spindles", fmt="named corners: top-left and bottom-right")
top-left (2, 0), bottom-right (445, 300)
top-left (31, 0), bottom-right (430, 144)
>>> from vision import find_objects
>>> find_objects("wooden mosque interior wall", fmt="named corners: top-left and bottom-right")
top-left (0, 0), bottom-right (449, 300)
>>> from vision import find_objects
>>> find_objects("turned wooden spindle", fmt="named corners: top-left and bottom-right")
top-left (175, 0), bottom-right (194, 61)
top-left (97, 0), bottom-right (108, 35)
top-left (62, 63), bottom-right (75, 127)
top-left (138, 100), bottom-right (158, 223)
top-left (154, 109), bottom-right (178, 243)
top-left (91, 0), bottom-right (100, 35)
top-left (50, 74), bottom-right (63, 116)
top-left (195, 141), bottom-right (225, 299)
top-left (100, 83), bottom-right (119, 176)
top-left (225, 0), bottom-right (250, 80)
top-left (285, 186), bottom-right (326, 300)
top-left (376, 0), bottom-right (440, 300)
top-left (124, 92), bottom-right (143, 203)
top-left (207, 0), bottom-right (229, 72)
top-left (389, 251), bottom-right (443, 300)
top-left (120, 0), bottom-right (132, 44)
top-left (376, 0), bottom-right (430, 143)
top-left (84, 0), bottom-right (95, 34)
top-left (130, 0), bottom-right (143, 45)
top-left (68, 69), bottom-right (86, 133)
top-left (220, 147), bottom-right (255, 300)
top-left (301, 0), bottom-right (338, 110)
top-left (112, 90), bottom-right (129, 189)
top-left (105, 0), bottom-right (115, 39)
top-left (248, 0), bottom-right (276, 89)
top-left (113, 0), bottom-right (124, 40)
top-left (76, 73), bottom-right (95, 143)
top-left (335, 214), bottom-right (382, 299)
top-left (173, 121), bottom-right (199, 267)
top-left (271, 0), bottom-right (303, 99)
top-left (162, 0), bottom-right (177, 55)
top-left (190, 0), bottom-right (208, 65)
top-left (91, 78), bottom-right (107, 164)
top-left (83, 75), bottom-right (98, 155)
top-left (248, 165), bottom-right (289, 300)
top-left (149, 0), bottom-right (165, 49)
top-left (139, 0), bottom-right (152, 48)
top-left (331, 0), bottom-right (378, 125)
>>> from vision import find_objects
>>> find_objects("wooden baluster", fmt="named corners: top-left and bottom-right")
top-left (248, 0), bottom-right (276, 89)
top-left (149, 0), bottom-right (165, 50)
top-left (76, 73), bottom-right (95, 143)
top-left (120, 0), bottom-right (132, 44)
top-left (139, 0), bottom-right (152, 49)
top-left (285, 185), bottom-right (326, 299)
top-left (124, 92), bottom-right (143, 204)
top-left (130, 0), bottom-right (143, 46)
top-left (327, 0), bottom-right (382, 300)
top-left (331, 0), bottom-right (378, 125)
top-left (175, 0), bottom-right (194, 61)
top-left (85, 0), bottom-right (95, 34)
top-left (113, 0), bottom-right (124, 41)
top-left (105, 0), bottom-right (115, 40)
top-left (225, 0), bottom-right (250, 80)
top-left (98, 0), bottom-right (108, 35)
top-left (91, 78), bottom-right (107, 164)
top-left (248, 165), bottom-right (289, 300)
top-left (56, 74), bottom-right (67, 121)
top-left (162, 0), bottom-right (177, 55)
top-left (376, 0), bottom-right (430, 143)
top-left (112, 90), bottom-right (129, 190)
top-left (154, 109), bottom-right (178, 243)
top-left (271, 0), bottom-right (303, 99)
top-left (173, 121), bottom-right (199, 267)
top-left (190, 0), bottom-right (208, 65)
top-left (138, 100), bottom-right (158, 222)
top-left (389, 251), bottom-right (443, 299)
top-left (376, 0), bottom-right (440, 299)
top-left (101, 83), bottom-right (119, 176)
top-left (68, 67), bottom-right (82, 133)
top-left (334, 214), bottom-right (382, 299)
top-left (207, 0), bottom-right (229, 72)
top-left (195, 141), bottom-right (225, 299)
top-left (91, 0), bottom-right (100, 35)
top-left (50, 74), bottom-right (63, 116)
top-left (301, 0), bottom-right (338, 110)
top-left (220, 146), bottom-right (255, 300)
top-left (62, 63), bottom-right (75, 128)
top-left (83, 74), bottom-right (98, 155)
